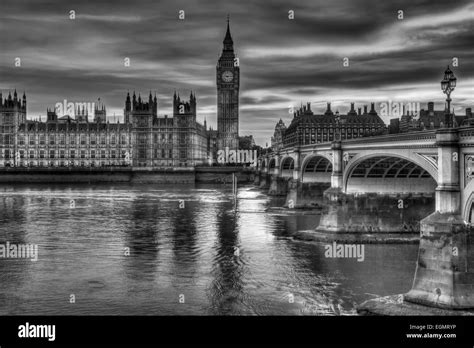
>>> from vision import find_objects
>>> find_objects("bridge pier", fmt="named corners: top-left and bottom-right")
top-left (268, 175), bottom-right (288, 196)
top-left (285, 180), bottom-right (330, 208)
top-left (253, 175), bottom-right (260, 185)
top-left (405, 129), bottom-right (474, 309)
top-left (253, 171), bottom-right (261, 185)
top-left (267, 154), bottom-right (286, 195)
top-left (315, 193), bottom-right (434, 234)
top-left (322, 141), bottom-right (345, 201)
top-left (258, 171), bottom-right (270, 189)
top-left (331, 141), bottom-right (344, 190)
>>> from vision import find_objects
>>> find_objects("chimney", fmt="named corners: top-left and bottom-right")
top-left (428, 102), bottom-right (434, 112)
top-left (358, 108), bottom-right (361, 116)
top-left (467, 108), bottom-right (472, 118)
top-left (325, 102), bottom-right (333, 115)
top-left (363, 105), bottom-right (368, 114)
top-left (370, 102), bottom-right (375, 113)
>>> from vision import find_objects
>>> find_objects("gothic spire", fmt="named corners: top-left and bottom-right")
top-left (223, 15), bottom-right (233, 51)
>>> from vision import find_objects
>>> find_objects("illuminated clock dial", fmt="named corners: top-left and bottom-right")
top-left (222, 71), bottom-right (233, 82)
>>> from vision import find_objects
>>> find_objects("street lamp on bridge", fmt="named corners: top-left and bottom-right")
top-left (441, 65), bottom-right (457, 128)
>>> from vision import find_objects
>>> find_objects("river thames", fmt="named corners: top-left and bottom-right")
top-left (0, 184), bottom-right (418, 315)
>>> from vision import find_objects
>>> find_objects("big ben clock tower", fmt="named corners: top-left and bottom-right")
top-left (217, 16), bottom-right (239, 151)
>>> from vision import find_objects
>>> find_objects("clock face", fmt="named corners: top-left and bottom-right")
top-left (222, 71), bottom-right (233, 82)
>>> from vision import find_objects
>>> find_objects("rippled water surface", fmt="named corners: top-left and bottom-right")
top-left (0, 184), bottom-right (418, 315)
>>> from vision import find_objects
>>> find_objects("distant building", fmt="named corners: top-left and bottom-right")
top-left (389, 102), bottom-right (473, 132)
top-left (271, 119), bottom-right (286, 152)
top-left (461, 108), bottom-right (474, 126)
top-left (281, 102), bottom-right (386, 148)
top-left (418, 101), bottom-right (447, 129)
top-left (388, 118), bottom-right (400, 134)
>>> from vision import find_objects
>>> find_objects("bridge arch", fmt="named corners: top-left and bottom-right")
top-left (301, 154), bottom-right (333, 183)
top-left (465, 193), bottom-right (474, 224)
top-left (268, 158), bottom-right (276, 172)
top-left (463, 180), bottom-right (474, 223)
top-left (344, 153), bottom-right (437, 194)
top-left (280, 156), bottom-right (295, 177)
top-left (260, 158), bottom-right (267, 172)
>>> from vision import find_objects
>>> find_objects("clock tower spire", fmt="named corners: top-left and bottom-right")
top-left (216, 15), bottom-right (240, 151)
top-left (223, 15), bottom-right (233, 52)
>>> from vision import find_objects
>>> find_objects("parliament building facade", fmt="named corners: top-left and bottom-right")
top-left (0, 21), bottom-right (241, 168)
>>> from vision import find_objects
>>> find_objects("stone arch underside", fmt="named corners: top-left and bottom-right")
top-left (280, 156), bottom-right (294, 177)
top-left (268, 158), bottom-right (276, 170)
top-left (301, 155), bottom-right (332, 183)
top-left (345, 155), bottom-right (437, 194)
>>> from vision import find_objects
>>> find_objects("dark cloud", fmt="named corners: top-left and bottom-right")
top-left (0, 0), bottom-right (473, 145)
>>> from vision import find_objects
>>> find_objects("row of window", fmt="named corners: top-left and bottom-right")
top-left (3, 149), bottom-right (175, 159)
top-left (9, 161), bottom-right (131, 168)
top-left (284, 127), bottom-right (384, 146)
top-left (5, 160), bottom-right (196, 168)
top-left (297, 127), bottom-right (380, 135)
top-left (13, 134), bottom-right (179, 145)
top-left (284, 133), bottom-right (360, 144)
top-left (154, 149), bottom-right (173, 158)
top-left (15, 134), bottom-right (131, 146)
top-left (4, 149), bottom-right (128, 159)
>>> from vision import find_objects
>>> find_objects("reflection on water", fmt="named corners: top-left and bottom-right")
top-left (0, 184), bottom-right (418, 315)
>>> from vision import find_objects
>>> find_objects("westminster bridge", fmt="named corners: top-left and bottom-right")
top-left (255, 126), bottom-right (474, 310)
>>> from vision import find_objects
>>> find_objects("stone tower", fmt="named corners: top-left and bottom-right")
top-left (0, 90), bottom-right (27, 166)
top-left (173, 91), bottom-right (197, 166)
top-left (130, 92), bottom-right (156, 166)
top-left (94, 98), bottom-right (107, 123)
top-left (216, 16), bottom-right (239, 151)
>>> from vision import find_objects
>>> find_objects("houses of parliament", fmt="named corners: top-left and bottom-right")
top-left (0, 20), bottom-right (241, 168)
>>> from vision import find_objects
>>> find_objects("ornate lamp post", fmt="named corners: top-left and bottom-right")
top-left (441, 65), bottom-right (457, 128)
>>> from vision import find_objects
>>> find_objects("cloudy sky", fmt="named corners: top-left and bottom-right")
top-left (1, 0), bottom-right (473, 145)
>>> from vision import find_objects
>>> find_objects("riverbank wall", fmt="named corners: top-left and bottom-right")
top-left (0, 167), bottom-right (255, 184)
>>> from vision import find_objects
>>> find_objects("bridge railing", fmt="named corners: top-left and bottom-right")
top-left (459, 125), bottom-right (474, 142)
